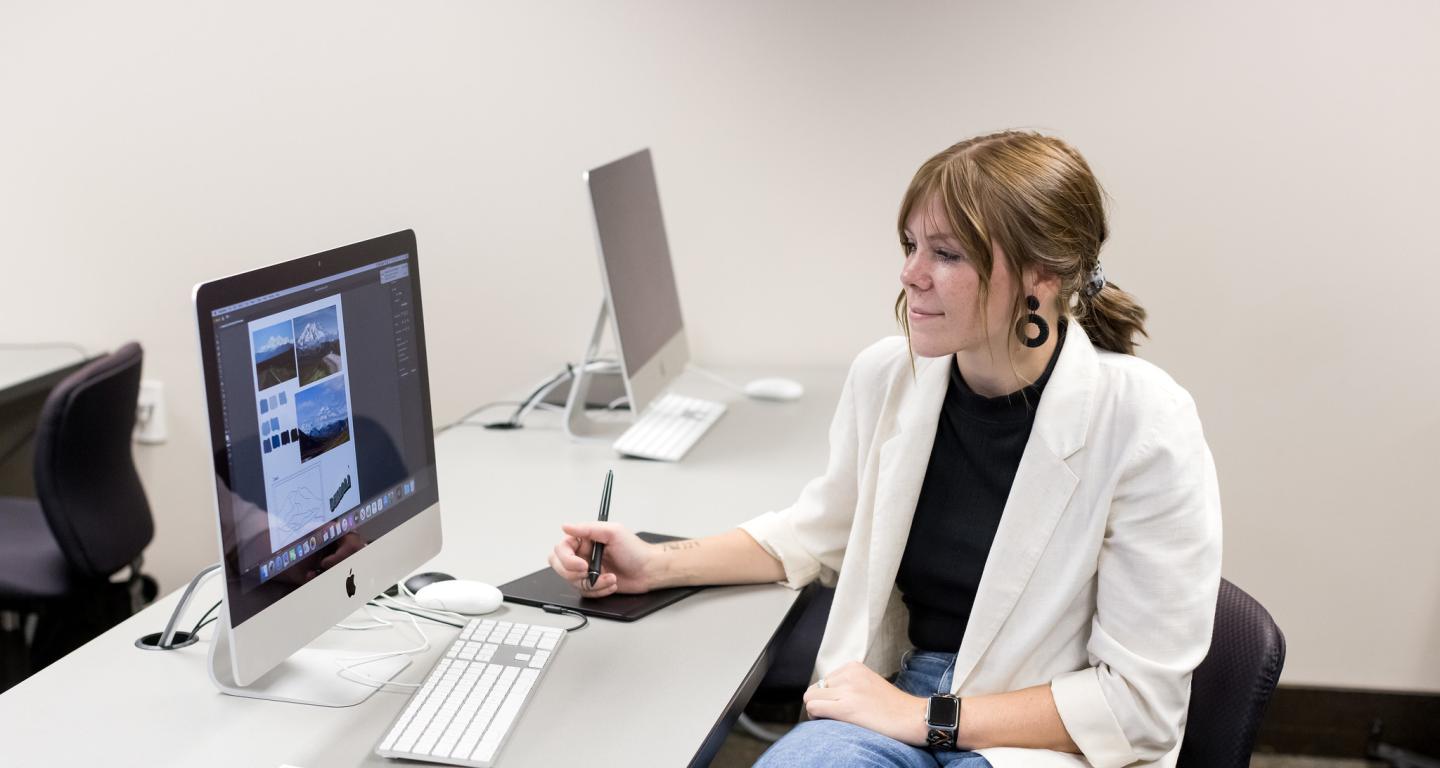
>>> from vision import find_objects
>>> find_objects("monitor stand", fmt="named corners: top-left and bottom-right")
top-left (208, 611), bottom-right (409, 708)
top-left (564, 301), bottom-right (636, 441)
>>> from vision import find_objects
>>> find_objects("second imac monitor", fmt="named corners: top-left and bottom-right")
top-left (566, 148), bottom-right (690, 437)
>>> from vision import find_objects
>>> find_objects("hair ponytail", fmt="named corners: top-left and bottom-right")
top-left (1075, 280), bottom-right (1148, 355)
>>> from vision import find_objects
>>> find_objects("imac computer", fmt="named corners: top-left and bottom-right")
top-left (193, 229), bottom-right (441, 706)
top-left (565, 149), bottom-right (725, 460)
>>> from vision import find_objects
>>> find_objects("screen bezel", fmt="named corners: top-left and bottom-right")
top-left (193, 230), bottom-right (439, 630)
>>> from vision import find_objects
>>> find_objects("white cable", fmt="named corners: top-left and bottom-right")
top-left (376, 592), bottom-right (468, 626)
top-left (333, 605), bottom-right (431, 691)
top-left (336, 613), bottom-right (392, 631)
top-left (339, 582), bottom-right (463, 628)
top-left (338, 667), bottom-right (421, 691)
top-left (338, 605), bottom-right (431, 661)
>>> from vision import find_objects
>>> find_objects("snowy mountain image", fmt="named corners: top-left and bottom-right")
top-left (295, 321), bottom-right (330, 350)
top-left (294, 305), bottom-right (343, 386)
top-left (295, 377), bottom-right (351, 463)
top-left (255, 334), bottom-right (292, 355)
top-left (250, 320), bottom-right (297, 388)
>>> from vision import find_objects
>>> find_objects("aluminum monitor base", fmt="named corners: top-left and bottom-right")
top-left (564, 301), bottom-right (635, 441)
top-left (208, 611), bottom-right (409, 708)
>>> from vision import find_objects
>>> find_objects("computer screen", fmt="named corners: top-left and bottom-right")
top-left (585, 148), bottom-right (690, 413)
top-left (194, 230), bottom-right (442, 688)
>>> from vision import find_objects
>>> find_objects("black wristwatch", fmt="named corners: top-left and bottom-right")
top-left (925, 693), bottom-right (961, 749)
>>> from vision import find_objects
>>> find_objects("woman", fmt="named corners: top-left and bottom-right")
top-left (548, 131), bottom-right (1221, 768)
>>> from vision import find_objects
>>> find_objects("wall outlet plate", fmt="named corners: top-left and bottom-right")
top-left (134, 379), bottom-right (167, 444)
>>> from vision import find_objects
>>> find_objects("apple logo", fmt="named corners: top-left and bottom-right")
top-left (345, 569), bottom-right (356, 598)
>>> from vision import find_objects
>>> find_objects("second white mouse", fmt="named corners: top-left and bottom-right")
top-left (743, 377), bottom-right (805, 402)
top-left (413, 579), bottom-right (504, 614)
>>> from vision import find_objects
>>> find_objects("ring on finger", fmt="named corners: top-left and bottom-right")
top-left (817, 677), bottom-right (828, 689)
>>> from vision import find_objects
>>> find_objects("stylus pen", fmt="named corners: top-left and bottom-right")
top-left (587, 469), bottom-right (613, 588)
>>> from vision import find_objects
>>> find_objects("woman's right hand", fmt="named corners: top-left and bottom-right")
top-left (548, 522), bottom-right (658, 598)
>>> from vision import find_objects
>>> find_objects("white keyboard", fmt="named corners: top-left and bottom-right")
top-left (612, 393), bottom-right (726, 461)
top-left (376, 618), bottom-right (565, 767)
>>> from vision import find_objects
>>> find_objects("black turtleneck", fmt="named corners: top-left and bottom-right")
top-left (896, 323), bottom-right (1065, 653)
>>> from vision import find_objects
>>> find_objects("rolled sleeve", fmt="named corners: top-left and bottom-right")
top-left (1051, 667), bottom-right (1138, 768)
top-left (1059, 392), bottom-right (1223, 765)
top-left (738, 512), bottom-right (822, 589)
top-left (737, 351), bottom-right (866, 590)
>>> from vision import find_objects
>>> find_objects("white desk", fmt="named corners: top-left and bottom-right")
top-left (0, 365), bottom-right (844, 767)
top-left (0, 346), bottom-right (90, 406)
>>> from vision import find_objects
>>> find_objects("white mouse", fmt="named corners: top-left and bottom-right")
top-left (743, 377), bottom-right (805, 402)
top-left (413, 580), bottom-right (503, 615)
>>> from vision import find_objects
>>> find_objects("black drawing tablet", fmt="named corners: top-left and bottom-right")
top-left (498, 532), bottom-right (704, 622)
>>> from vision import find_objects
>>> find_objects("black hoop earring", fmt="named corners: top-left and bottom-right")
top-left (1018, 295), bottom-right (1049, 348)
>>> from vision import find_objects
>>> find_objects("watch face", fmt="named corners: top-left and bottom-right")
top-left (928, 695), bottom-right (959, 728)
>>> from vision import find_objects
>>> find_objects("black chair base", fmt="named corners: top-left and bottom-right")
top-left (0, 571), bottom-right (157, 685)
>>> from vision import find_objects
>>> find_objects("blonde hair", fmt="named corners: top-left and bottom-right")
top-left (894, 131), bottom-right (1148, 356)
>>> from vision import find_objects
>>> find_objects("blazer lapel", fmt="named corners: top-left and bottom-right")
top-left (865, 354), bottom-right (950, 643)
top-left (950, 324), bottom-right (1099, 692)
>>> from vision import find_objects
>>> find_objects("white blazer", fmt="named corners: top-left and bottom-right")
top-left (739, 324), bottom-right (1222, 768)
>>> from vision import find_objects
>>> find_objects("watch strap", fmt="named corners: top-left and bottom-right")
top-left (926, 725), bottom-right (958, 749)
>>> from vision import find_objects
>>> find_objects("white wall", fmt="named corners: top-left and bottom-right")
top-left (3, 0), bottom-right (1436, 692)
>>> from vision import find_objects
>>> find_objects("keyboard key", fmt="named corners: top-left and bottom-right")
top-left (377, 619), bottom-right (565, 766)
top-left (473, 734), bottom-right (502, 764)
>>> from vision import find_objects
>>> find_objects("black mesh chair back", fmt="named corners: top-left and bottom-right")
top-left (30, 342), bottom-right (154, 580)
top-left (1178, 578), bottom-right (1286, 767)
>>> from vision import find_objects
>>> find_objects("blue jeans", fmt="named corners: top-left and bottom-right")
top-left (754, 651), bottom-right (992, 768)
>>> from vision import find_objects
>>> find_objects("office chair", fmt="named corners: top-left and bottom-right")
top-left (739, 583), bottom-right (835, 737)
top-left (0, 342), bottom-right (156, 679)
top-left (1177, 577), bottom-right (1287, 767)
top-left (741, 578), bottom-right (1286, 765)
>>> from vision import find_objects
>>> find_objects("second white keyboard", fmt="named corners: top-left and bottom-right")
top-left (612, 393), bottom-right (726, 461)
top-left (375, 618), bottom-right (565, 767)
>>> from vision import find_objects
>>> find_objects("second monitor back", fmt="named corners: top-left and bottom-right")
top-left (542, 370), bottom-right (629, 410)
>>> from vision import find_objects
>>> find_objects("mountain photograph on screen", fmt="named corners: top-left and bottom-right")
top-left (294, 305), bottom-right (343, 386)
top-left (296, 377), bottom-right (351, 463)
top-left (251, 321), bottom-right (299, 390)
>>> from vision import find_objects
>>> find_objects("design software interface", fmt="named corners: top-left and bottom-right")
top-left (206, 254), bottom-right (432, 624)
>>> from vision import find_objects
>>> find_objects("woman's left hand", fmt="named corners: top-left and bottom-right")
top-left (802, 661), bottom-right (929, 746)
